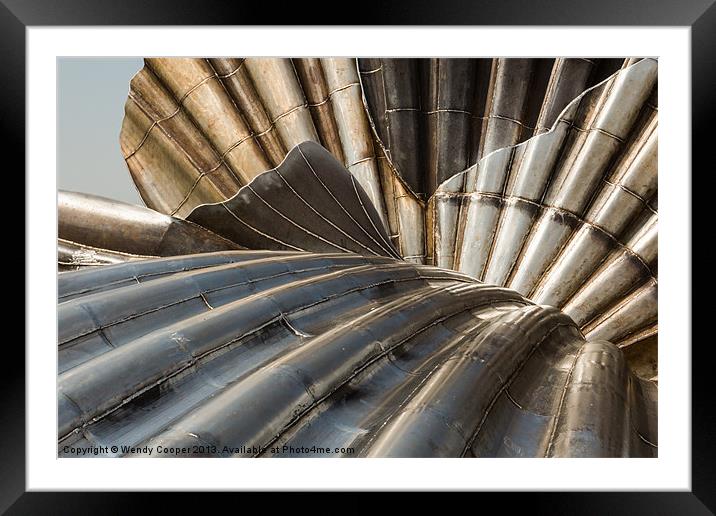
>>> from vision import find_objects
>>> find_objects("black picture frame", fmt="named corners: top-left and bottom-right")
top-left (7, 0), bottom-right (710, 512)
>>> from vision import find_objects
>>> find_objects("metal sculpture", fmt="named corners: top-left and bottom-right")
top-left (56, 57), bottom-right (659, 457)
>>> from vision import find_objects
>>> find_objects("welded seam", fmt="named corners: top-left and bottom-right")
top-left (245, 184), bottom-right (352, 253)
top-left (487, 113), bottom-right (536, 131)
top-left (504, 389), bottom-right (524, 410)
top-left (588, 310), bottom-right (657, 351)
top-left (543, 341), bottom-right (587, 457)
top-left (600, 177), bottom-right (657, 215)
top-left (347, 156), bottom-right (375, 168)
top-left (359, 66), bottom-right (383, 75)
top-left (463, 323), bottom-right (577, 457)
top-left (272, 102), bottom-right (309, 124)
top-left (271, 167), bottom-right (381, 257)
top-left (123, 72), bottom-right (217, 159)
top-left (578, 277), bottom-right (657, 336)
top-left (348, 173), bottom-right (401, 260)
top-left (218, 202), bottom-right (304, 251)
top-left (59, 261), bottom-right (376, 347)
top-left (635, 430), bottom-right (658, 449)
top-left (168, 130), bottom-right (259, 216)
top-left (296, 145), bottom-right (399, 258)
top-left (128, 65), bottom-right (247, 191)
top-left (281, 315), bottom-right (313, 338)
top-left (199, 292), bottom-right (214, 310)
top-left (126, 94), bottom-right (247, 217)
top-left (215, 59), bottom-right (246, 79)
top-left (356, 313), bottom-right (518, 452)
top-left (255, 288), bottom-right (525, 457)
top-left (448, 191), bottom-right (656, 281)
top-left (61, 262), bottom-right (475, 362)
top-left (327, 82), bottom-right (360, 97)
top-left (59, 253), bottom-right (287, 300)
top-left (478, 146), bottom-right (518, 282)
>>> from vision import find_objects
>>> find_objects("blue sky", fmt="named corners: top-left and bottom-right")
top-left (57, 57), bottom-right (144, 204)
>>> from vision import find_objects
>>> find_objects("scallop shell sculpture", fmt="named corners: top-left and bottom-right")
top-left (56, 57), bottom-right (659, 457)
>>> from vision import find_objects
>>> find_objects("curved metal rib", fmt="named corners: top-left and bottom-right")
top-left (58, 190), bottom-right (242, 269)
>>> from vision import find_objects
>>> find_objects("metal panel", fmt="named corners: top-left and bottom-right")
top-left (58, 190), bottom-right (242, 266)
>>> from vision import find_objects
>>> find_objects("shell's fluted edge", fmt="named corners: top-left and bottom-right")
top-left (359, 57), bottom-right (627, 199)
top-left (185, 141), bottom-right (401, 260)
top-left (120, 57), bottom-right (388, 226)
top-left (58, 252), bottom-right (656, 458)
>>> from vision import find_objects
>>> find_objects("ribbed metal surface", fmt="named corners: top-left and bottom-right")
top-left (123, 126), bottom-right (658, 378)
top-left (119, 58), bottom-right (635, 252)
top-left (431, 58), bottom-right (658, 370)
top-left (58, 252), bottom-right (656, 458)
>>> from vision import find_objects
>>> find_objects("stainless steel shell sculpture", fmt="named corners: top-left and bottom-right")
top-left (56, 56), bottom-right (659, 458)
top-left (358, 58), bottom-right (628, 197)
top-left (186, 142), bottom-right (401, 259)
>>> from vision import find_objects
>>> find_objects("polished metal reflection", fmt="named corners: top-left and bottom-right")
top-left (121, 57), bottom-right (387, 224)
top-left (358, 58), bottom-right (626, 197)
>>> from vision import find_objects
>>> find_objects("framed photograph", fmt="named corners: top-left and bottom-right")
top-left (11, 0), bottom-right (709, 511)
